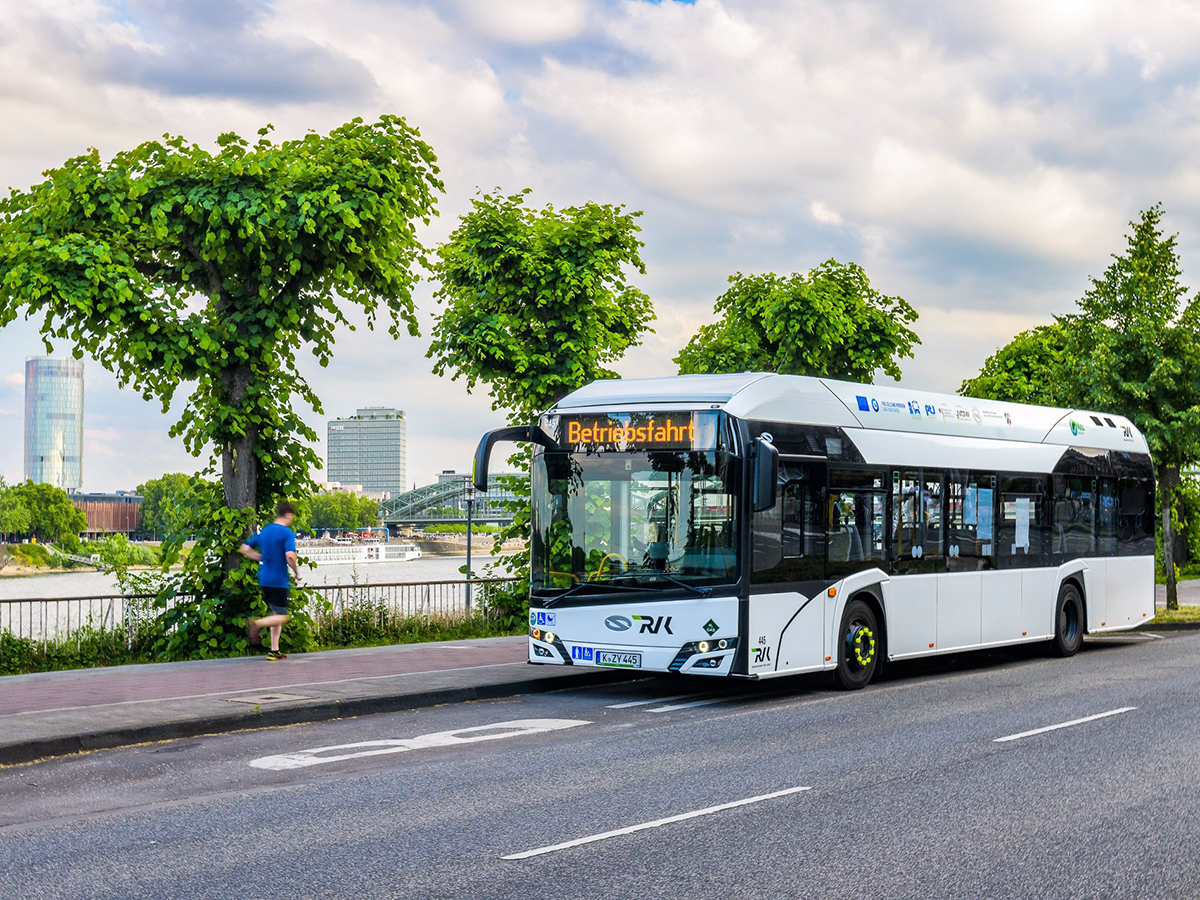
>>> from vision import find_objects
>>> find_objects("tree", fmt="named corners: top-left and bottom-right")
top-left (1063, 205), bottom-right (1200, 610)
top-left (11, 481), bottom-right (86, 544)
top-left (0, 477), bottom-right (31, 541)
top-left (428, 189), bottom-right (654, 419)
top-left (959, 322), bottom-right (1082, 407)
top-left (427, 189), bottom-right (655, 581)
top-left (136, 473), bottom-right (210, 539)
top-left (675, 261), bottom-right (919, 380)
top-left (0, 116), bottom-right (442, 658)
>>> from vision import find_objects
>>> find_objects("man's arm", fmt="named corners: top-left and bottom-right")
top-left (239, 543), bottom-right (262, 562)
top-left (286, 550), bottom-right (300, 583)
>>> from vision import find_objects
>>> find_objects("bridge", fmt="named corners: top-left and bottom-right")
top-left (380, 475), bottom-right (519, 527)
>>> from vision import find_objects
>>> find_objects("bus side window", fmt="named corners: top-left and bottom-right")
top-left (892, 468), bottom-right (946, 574)
top-left (1052, 475), bottom-right (1096, 558)
top-left (998, 476), bottom-right (1048, 568)
top-left (752, 462), bottom-right (825, 582)
top-left (946, 471), bottom-right (995, 571)
top-left (1117, 477), bottom-right (1154, 556)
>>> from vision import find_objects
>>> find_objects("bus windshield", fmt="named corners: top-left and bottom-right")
top-left (531, 450), bottom-right (740, 596)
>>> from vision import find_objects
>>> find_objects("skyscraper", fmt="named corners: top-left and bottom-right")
top-left (326, 407), bottom-right (406, 499)
top-left (24, 356), bottom-right (84, 491)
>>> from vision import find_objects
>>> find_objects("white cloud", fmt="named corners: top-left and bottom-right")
top-left (4, 373), bottom-right (22, 387)
top-left (810, 202), bottom-right (843, 226)
top-left (452, 0), bottom-right (589, 45)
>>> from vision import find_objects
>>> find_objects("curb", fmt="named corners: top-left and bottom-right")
top-left (0, 668), bottom-right (637, 768)
top-left (1137, 621), bottom-right (1200, 631)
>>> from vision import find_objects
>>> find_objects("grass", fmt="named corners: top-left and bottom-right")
top-left (1148, 605), bottom-right (1200, 624)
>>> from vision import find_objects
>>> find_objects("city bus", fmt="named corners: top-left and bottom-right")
top-left (472, 373), bottom-right (1156, 689)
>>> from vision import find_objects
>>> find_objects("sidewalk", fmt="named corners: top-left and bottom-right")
top-left (0, 636), bottom-right (635, 766)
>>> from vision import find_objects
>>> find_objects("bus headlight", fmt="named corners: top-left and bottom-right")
top-left (698, 640), bottom-right (711, 653)
top-left (668, 637), bottom-right (737, 672)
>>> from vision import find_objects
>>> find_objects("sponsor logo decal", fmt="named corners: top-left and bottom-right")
top-left (924, 404), bottom-right (937, 416)
top-left (632, 615), bottom-right (673, 635)
top-left (751, 646), bottom-right (772, 665)
top-left (1069, 418), bottom-right (1085, 436)
top-left (604, 615), bottom-right (632, 631)
top-left (570, 645), bottom-right (594, 661)
top-left (971, 406), bottom-right (983, 425)
top-left (908, 400), bottom-right (922, 416)
top-left (1005, 412), bottom-right (1012, 425)
top-left (703, 619), bottom-right (719, 636)
top-left (856, 395), bottom-right (870, 411)
top-left (531, 611), bottom-right (556, 627)
top-left (1122, 425), bottom-right (1133, 440)
top-left (870, 398), bottom-right (880, 412)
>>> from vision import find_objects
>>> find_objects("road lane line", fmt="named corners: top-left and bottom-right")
top-left (502, 786), bottom-right (812, 860)
top-left (645, 693), bottom-right (758, 713)
top-left (605, 694), bottom-right (705, 709)
top-left (993, 707), bottom-right (1137, 743)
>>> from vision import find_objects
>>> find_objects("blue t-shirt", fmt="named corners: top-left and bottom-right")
top-left (247, 523), bottom-right (296, 588)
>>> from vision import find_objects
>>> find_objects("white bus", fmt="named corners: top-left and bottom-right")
top-left (472, 373), bottom-right (1156, 689)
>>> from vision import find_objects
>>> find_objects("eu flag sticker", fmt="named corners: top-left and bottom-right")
top-left (856, 395), bottom-right (870, 411)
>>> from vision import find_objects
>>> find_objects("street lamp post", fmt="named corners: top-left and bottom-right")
top-left (464, 480), bottom-right (476, 612)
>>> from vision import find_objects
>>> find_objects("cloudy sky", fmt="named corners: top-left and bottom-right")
top-left (2, 0), bottom-right (1199, 492)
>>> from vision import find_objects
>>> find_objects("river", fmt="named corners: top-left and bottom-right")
top-left (0, 554), bottom-right (510, 600)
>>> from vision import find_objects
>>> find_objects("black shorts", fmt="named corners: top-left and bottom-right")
top-left (262, 586), bottom-right (290, 616)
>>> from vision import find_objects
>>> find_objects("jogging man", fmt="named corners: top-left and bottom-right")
top-left (240, 501), bottom-right (301, 661)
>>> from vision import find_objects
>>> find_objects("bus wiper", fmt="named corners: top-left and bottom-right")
top-left (602, 571), bottom-right (712, 596)
top-left (540, 579), bottom-right (658, 607)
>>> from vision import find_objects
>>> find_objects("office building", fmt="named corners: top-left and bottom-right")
top-left (24, 356), bottom-right (84, 491)
top-left (326, 407), bottom-right (406, 499)
top-left (74, 491), bottom-right (142, 538)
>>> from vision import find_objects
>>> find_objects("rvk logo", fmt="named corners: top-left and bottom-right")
top-left (751, 646), bottom-right (771, 665)
top-left (632, 615), bottom-right (673, 635)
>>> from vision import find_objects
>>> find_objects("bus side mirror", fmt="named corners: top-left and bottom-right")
top-left (472, 425), bottom-right (561, 492)
top-left (752, 436), bottom-right (778, 512)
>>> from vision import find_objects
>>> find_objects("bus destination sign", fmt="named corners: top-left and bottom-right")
top-left (560, 412), bottom-right (717, 452)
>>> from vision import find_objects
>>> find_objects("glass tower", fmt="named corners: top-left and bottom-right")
top-left (326, 407), bottom-right (406, 498)
top-left (24, 356), bottom-right (84, 490)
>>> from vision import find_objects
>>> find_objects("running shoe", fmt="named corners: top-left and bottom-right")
top-left (266, 650), bottom-right (288, 661)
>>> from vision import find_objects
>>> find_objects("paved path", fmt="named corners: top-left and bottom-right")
top-left (0, 636), bottom-right (631, 765)
top-left (0, 631), bottom-right (1193, 899)
top-left (1156, 577), bottom-right (1200, 606)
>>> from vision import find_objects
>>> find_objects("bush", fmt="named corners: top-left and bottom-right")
top-left (0, 622), bottom-right (158, 675)
top-left (422, 523), bottom-right (502, 534)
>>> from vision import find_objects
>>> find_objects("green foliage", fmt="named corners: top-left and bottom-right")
top-left (959, 323), bottom-right (1082, 407)
top-left (428, 188), bottom-right (655, 419)
top-left (0, 476), bottom-right (31, 538)
top-left (136, 473), bottom-right (212, 539)
top-left (428, 189), bottom-right (656, 584)
top-left (8, 543), bottom-right (55, 568)
top-left (0, 625), bottom-right (157, 676)
top-left (9, 481), bottom-right (86, 543)
top-left (1062, 204), bottom-right (1200, 609)
top-left (314, 609), bottom-right (518, 650)
top-left (302, 491), bottom-right (382, 532)
top-left (675, 261), bottom-right (920, 380)
top-left (0, 116), bottom-right (442, 658)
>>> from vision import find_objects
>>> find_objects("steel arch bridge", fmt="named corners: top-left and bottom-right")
top-left (380, 477), bottom-right (517, 527)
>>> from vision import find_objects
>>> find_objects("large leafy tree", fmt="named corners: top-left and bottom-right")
top-left (1063, 205), bottom-right (1200, 610)
top-left (675, 261), bottom-right (919, 380)
top-left (959, 322), bottom-right (1082, 407)
top-left (136, 473), bottom-right (211, 540)
top-left (0, 477), bottom-right (32, 540)
top-left (427, 189), bottom-right (655, 580)
top-left (304, 492), bottom-right (381, 532)
top-left (11, 481), bottom-right (86, 544)
top-left (0, 116), bottom-right (442, 657)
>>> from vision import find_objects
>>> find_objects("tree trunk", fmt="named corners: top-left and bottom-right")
top-left (1162, 465), bottom-right (1178, 611)
top-left (221, 363), bottom-right (259, 574)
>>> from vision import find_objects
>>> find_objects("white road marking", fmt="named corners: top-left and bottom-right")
top-left (645, 693), bottom-right (758, 713)
top-left (993, 707), bottom-right (1137, 743)
top-left (502, 786), bottom-right (811, 860)
top-left (605, 694), bottom-right (704, 709)
top-left (249, 718), bottom-right (590, 770)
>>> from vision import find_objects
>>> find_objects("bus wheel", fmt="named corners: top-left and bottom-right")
top-left (835, 598), bottom-right (879, 690)
top-left (1051, 581), bottom-right (1085, 657)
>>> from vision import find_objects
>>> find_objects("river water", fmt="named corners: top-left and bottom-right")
top-left (0, 554), bottom-right (509, 600)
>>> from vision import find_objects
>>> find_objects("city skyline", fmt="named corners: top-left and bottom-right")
top-left (2, 1), bottom-right (1199, 491)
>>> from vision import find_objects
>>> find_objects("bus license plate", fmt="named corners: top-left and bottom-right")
top-left (596, 651), bottom-right (642, 668)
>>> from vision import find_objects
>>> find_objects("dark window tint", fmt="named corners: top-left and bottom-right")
top-left (1117, 478), bottom-right (1155, 556)
top-left (753, 461), bottom-right (825, 582)
top-left (1097, 478), bottom-right (1118, 554)
top-left (1052, 475), bottom-right (1095, 557)
top-left (892, 468), bottom-right (945, 574)
top-left (827, 483), bottom-right (887, 577)
top-left (1104, 418), bottom-right (1117, 428)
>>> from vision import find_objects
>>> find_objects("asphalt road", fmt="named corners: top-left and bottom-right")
top-left (1, 631), bottom-right (1197, 899)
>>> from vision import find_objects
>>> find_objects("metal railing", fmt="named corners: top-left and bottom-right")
top-left (0, 578), bottom-right (521, 647)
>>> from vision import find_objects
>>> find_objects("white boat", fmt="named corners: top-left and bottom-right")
top-left (300, 542), bottom-right (422, 566)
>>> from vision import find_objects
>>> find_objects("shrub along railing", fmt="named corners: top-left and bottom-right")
top-left (0, 577), bottom-right (522, 650)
